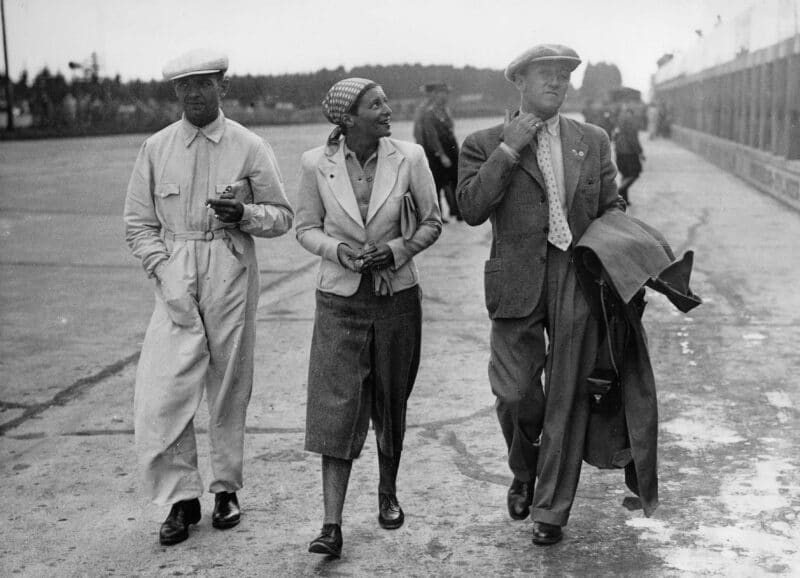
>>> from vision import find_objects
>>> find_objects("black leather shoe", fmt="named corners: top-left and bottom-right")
top-left (308, 523), bottom-right (342, 557)
top-left (378, 493), bottom-right (405, 529)
top-left (507, 478), bottom-right (534, 520)
top-left (159, 498), bottom-right (201, 546)
top-left (532, 521), bottom-right (563, 545)
top-left (212, 491), bottom-right (240, 529)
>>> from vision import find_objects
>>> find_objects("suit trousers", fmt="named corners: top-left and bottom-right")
top-left (134, 237), bottom-right (259, 506)
top-left (489, 244), bottom-right (599, 526)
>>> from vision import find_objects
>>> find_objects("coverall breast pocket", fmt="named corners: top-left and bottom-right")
top-left (215, 179), bottom-right (253, 204)
top-left (155, 183), bottom-right (180, 199)
top-left (154, 183), bottom-right (181, 223)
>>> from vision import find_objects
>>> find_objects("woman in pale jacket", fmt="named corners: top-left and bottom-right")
top-left (295, 77), bottom-right (442, 557)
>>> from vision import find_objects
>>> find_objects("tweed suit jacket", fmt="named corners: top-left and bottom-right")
top-left (457, 115), bottom-right (624, 319)
top-left (296, 137), bottom-right (442, 296)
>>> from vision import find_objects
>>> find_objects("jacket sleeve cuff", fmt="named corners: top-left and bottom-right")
top-left (386, 238), bottom-right (411, 270)
top-left (240, 204), bottom-right (255, 223)
top-left (321, 237), bottom-right (343, 262)
top-left (498, 142), bottom-right (520, 161)
top-left (145, 255), bottom-right (169, 279)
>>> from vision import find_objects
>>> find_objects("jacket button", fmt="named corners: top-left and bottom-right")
top-left (543, 226), bottom-right (549, 234)
top-left (539, 256), bottom-right (546, 264)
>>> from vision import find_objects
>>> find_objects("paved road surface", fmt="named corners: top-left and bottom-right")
top-left (1, 129), bottom-right (799, 576)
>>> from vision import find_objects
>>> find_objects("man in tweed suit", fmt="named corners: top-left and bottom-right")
top-left (457, 44), bottom-right (624, 545)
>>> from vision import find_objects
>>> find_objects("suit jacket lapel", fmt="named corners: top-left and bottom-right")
top-left (498, 115), bottom-right (545, 190)
top-left (517, 144), bottom-right (545, 190)
top-left (366, 138), bottom-right (401, 224)
top-left (319, 144), bottom-right (364, 228)
top-left (560, 117), bottom-right (587, 209)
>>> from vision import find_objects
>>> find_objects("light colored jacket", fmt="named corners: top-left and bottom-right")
top-left (296, 137), bottom-right (442, 296)
top-left (124, 113), bottom-right (293, 277)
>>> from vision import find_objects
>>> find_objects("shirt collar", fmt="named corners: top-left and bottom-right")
top-left (181, 109), bottom-right (226, 147)
top-left (342, 139), bottom-right (379, 165)
top-left (542, 113), bottom-right (560, 137)
top-left (342, 140), bottom-right (354, 159)
top-left (516, 110), bottom-right (560, 137)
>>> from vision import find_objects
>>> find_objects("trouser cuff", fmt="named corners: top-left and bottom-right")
top-left (532, 507), bottom-right (569, 527)
top-left (153, 490), bottom-right (202, 507)
top-left (209, 481), bottom-right (243, 494)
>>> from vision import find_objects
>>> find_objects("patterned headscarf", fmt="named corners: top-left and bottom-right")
top-left (322, 77), bottom-right (378, 145)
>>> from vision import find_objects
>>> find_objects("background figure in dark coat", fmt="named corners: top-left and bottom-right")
top-left (414, 82), bottom-right (461, 221)
top-left (613, 105), bottom-right (645, 205)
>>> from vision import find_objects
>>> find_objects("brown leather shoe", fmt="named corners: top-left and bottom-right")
top-left (212, 491), bottom-right (241, 529)
top-left (159, 498), bottom-right (201, 546)
top-left (532, 521), bottom-right (563, 545)
top-left (308, 523), bottom-right (343, 557)
top-left (507, 478), bottom-right (534, 520)
top-left (378, 493), bottom-right (405, 529)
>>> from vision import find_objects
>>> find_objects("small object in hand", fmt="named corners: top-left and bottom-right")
top-left (207, 186), bottom-right (233, 208)
top-left (354, 258), bottom-right (364, 271)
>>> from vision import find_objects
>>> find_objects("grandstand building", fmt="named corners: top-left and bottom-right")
top-left (652, 0), bottom-right (800, 209)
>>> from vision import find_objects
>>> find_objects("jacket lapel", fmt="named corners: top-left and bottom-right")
top-left (498, 123), bottom-right (544, 190)
top-left (319, 144), bottom-right (364, 227)
top-left (560, 117), bottom-right (587, 209)
top-left (517, 144), bottom-right (545, 190)
top-left (365, 138), bottom-right (402, 224)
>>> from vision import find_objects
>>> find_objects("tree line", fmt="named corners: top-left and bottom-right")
top-left (1, 61), bottom-right (628, 138)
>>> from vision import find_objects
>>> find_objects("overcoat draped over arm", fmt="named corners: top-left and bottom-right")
top-left (575, 211), bottom-right (702, 517)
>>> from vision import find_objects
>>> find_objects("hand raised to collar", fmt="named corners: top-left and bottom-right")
top-left (502, 110), bottom-right (544, 153)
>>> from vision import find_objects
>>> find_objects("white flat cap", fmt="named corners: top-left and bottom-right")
top-left (162, 49), bottom-right (229, 81)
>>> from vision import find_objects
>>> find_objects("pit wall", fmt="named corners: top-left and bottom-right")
top-left (671, 125), bottom-right (800, 211)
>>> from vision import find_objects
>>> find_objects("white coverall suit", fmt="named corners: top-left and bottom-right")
top-left (124, 111), bottom-right (293, 506)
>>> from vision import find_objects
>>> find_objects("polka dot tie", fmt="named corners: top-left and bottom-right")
top-left (535, 130), bottom-right (572, 251)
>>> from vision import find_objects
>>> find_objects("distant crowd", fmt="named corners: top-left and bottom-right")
top-left (583, 98), bottom-right (673, 140)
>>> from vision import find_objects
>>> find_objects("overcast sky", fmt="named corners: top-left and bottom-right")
top-left (4, 0), bottom-right (758, 93)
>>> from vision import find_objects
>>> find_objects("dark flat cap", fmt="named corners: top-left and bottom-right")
top-left (505, 44), bottom-right (581, 81)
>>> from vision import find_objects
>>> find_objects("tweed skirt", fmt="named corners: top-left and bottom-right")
top-left (304, 275), bottom-right (422, 460)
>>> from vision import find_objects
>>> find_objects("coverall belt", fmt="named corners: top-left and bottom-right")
top-left (163, 228), bottom-right (235, 241)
